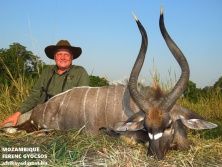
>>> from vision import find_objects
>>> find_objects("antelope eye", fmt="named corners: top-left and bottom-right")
top-left (145, 127), bottom-right (151, 133)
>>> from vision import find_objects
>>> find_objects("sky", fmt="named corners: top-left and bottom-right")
top-left (1, 0), bottom-right (222, 88)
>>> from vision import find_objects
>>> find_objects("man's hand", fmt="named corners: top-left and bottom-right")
top-left (1, 112), bottom-right (21, 127)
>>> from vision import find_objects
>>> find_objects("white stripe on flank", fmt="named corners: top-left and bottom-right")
top-left (65, 89), bottom-right (72, 109)
top-left (121, 86), bottom-right (126, 120)
top-left (95, 88), bottom-right (100, 122)
top-left (57, 90), bottom-right (69, 129)
top-left (48, 86), bottom-right (92, 100)
top-left (104, 87), bottom-right (110, 126)
top-left (50, 88), bottom-right (73, 99)
top-left (113, 85), bottom-right (117, 114)
top-left (58, 89), bottom-right (68, 110)
top-left (83, 87), bottom-right (91, 124)
top-left (43, 101), bottom-right (49, 126)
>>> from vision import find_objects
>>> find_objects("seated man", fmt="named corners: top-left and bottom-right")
top-left (2, 40), bottom-right (89, 127)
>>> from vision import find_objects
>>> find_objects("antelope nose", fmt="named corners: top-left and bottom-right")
top-left (156, 152), bottom-right (165, 160)
top-left (147, 147), bottom-right (165, 160)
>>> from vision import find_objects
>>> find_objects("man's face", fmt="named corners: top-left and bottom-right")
top-left (54, 50), bottom-right (73, 70)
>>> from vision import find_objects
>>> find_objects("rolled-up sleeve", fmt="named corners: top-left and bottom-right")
top-left (18, 68), bottom-right (50, 113)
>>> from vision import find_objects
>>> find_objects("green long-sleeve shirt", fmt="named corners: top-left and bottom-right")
top-left (18, 65), bottom-right (89, 114)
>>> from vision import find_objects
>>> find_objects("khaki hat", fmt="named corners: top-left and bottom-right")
top-left (45, 40), bottom-right (82, 59)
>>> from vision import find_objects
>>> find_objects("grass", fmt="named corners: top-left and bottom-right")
top-left (0, 62), bottom-right (221, 166)
top-left (0, 128), bottom-right (221, 166)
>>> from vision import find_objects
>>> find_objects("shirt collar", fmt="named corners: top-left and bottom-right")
top-left (52, 65), bottom-right (73, 75)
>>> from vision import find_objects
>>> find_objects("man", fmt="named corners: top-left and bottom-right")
top-left (2, 40), bottom-right (89, 126)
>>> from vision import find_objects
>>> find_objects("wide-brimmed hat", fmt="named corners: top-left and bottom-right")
top-left (45, 40), bottom-right (82, 59)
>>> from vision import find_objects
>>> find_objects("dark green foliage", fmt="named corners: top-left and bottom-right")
top-left (89, 75), bottom-right (109, 87)
top-left (183, 80), bottom-right (200, 103)
top-left (213, 76), bottom-right (222, 89)
top-left (183, 79), bottom-right (222, 103)
top-left (0, 43), bottom-right (45, 85)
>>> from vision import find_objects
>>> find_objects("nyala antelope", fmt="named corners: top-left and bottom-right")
top-left (100, 7), bottom-right (217, 160)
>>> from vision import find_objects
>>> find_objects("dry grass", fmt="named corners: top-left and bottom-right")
top-left (0, 128), bottom-right (221, 167)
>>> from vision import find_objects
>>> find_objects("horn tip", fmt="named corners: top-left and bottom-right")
top-left (160, 5), bottom-right (164, 15)
top-left (132, 12), bottom-right (139, 21)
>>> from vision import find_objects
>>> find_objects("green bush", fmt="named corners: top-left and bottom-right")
top-left (89, 75), bottom-right (109, 87)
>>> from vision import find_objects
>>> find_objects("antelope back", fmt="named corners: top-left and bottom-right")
top-left (25, 84), bottom-right (140, 134)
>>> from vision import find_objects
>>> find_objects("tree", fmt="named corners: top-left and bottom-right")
top-left (183, 80), bottom-right (201, 103)
top-left (89, 75), bottom-right (109, 87)
top-left (213, 76), bottom-right (222, 90)
top-left (0, 43), bottom-right (45, 85)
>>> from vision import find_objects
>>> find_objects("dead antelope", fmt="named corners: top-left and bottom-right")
top-left (100, 7), bottom-right (218, 160)
top-left (3, 83), bottom-right (143, 134)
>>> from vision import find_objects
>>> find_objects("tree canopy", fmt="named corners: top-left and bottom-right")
top-left (213, 76), bottom-right (222, 89)
top-left (0, 43), bottom-right (45, 85)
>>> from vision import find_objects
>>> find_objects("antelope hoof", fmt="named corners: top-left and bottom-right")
top-left (3, 127), bottom-right (19, 134)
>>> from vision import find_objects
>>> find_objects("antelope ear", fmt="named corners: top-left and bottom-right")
top-left (116, 110), bottom-right (145, 131)
top-left (116, 120), bottom-right (144, 131)
top-left (180, 118), bottom-right (218, 130)
top-left (171, 104), bottom-right (218, 130)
